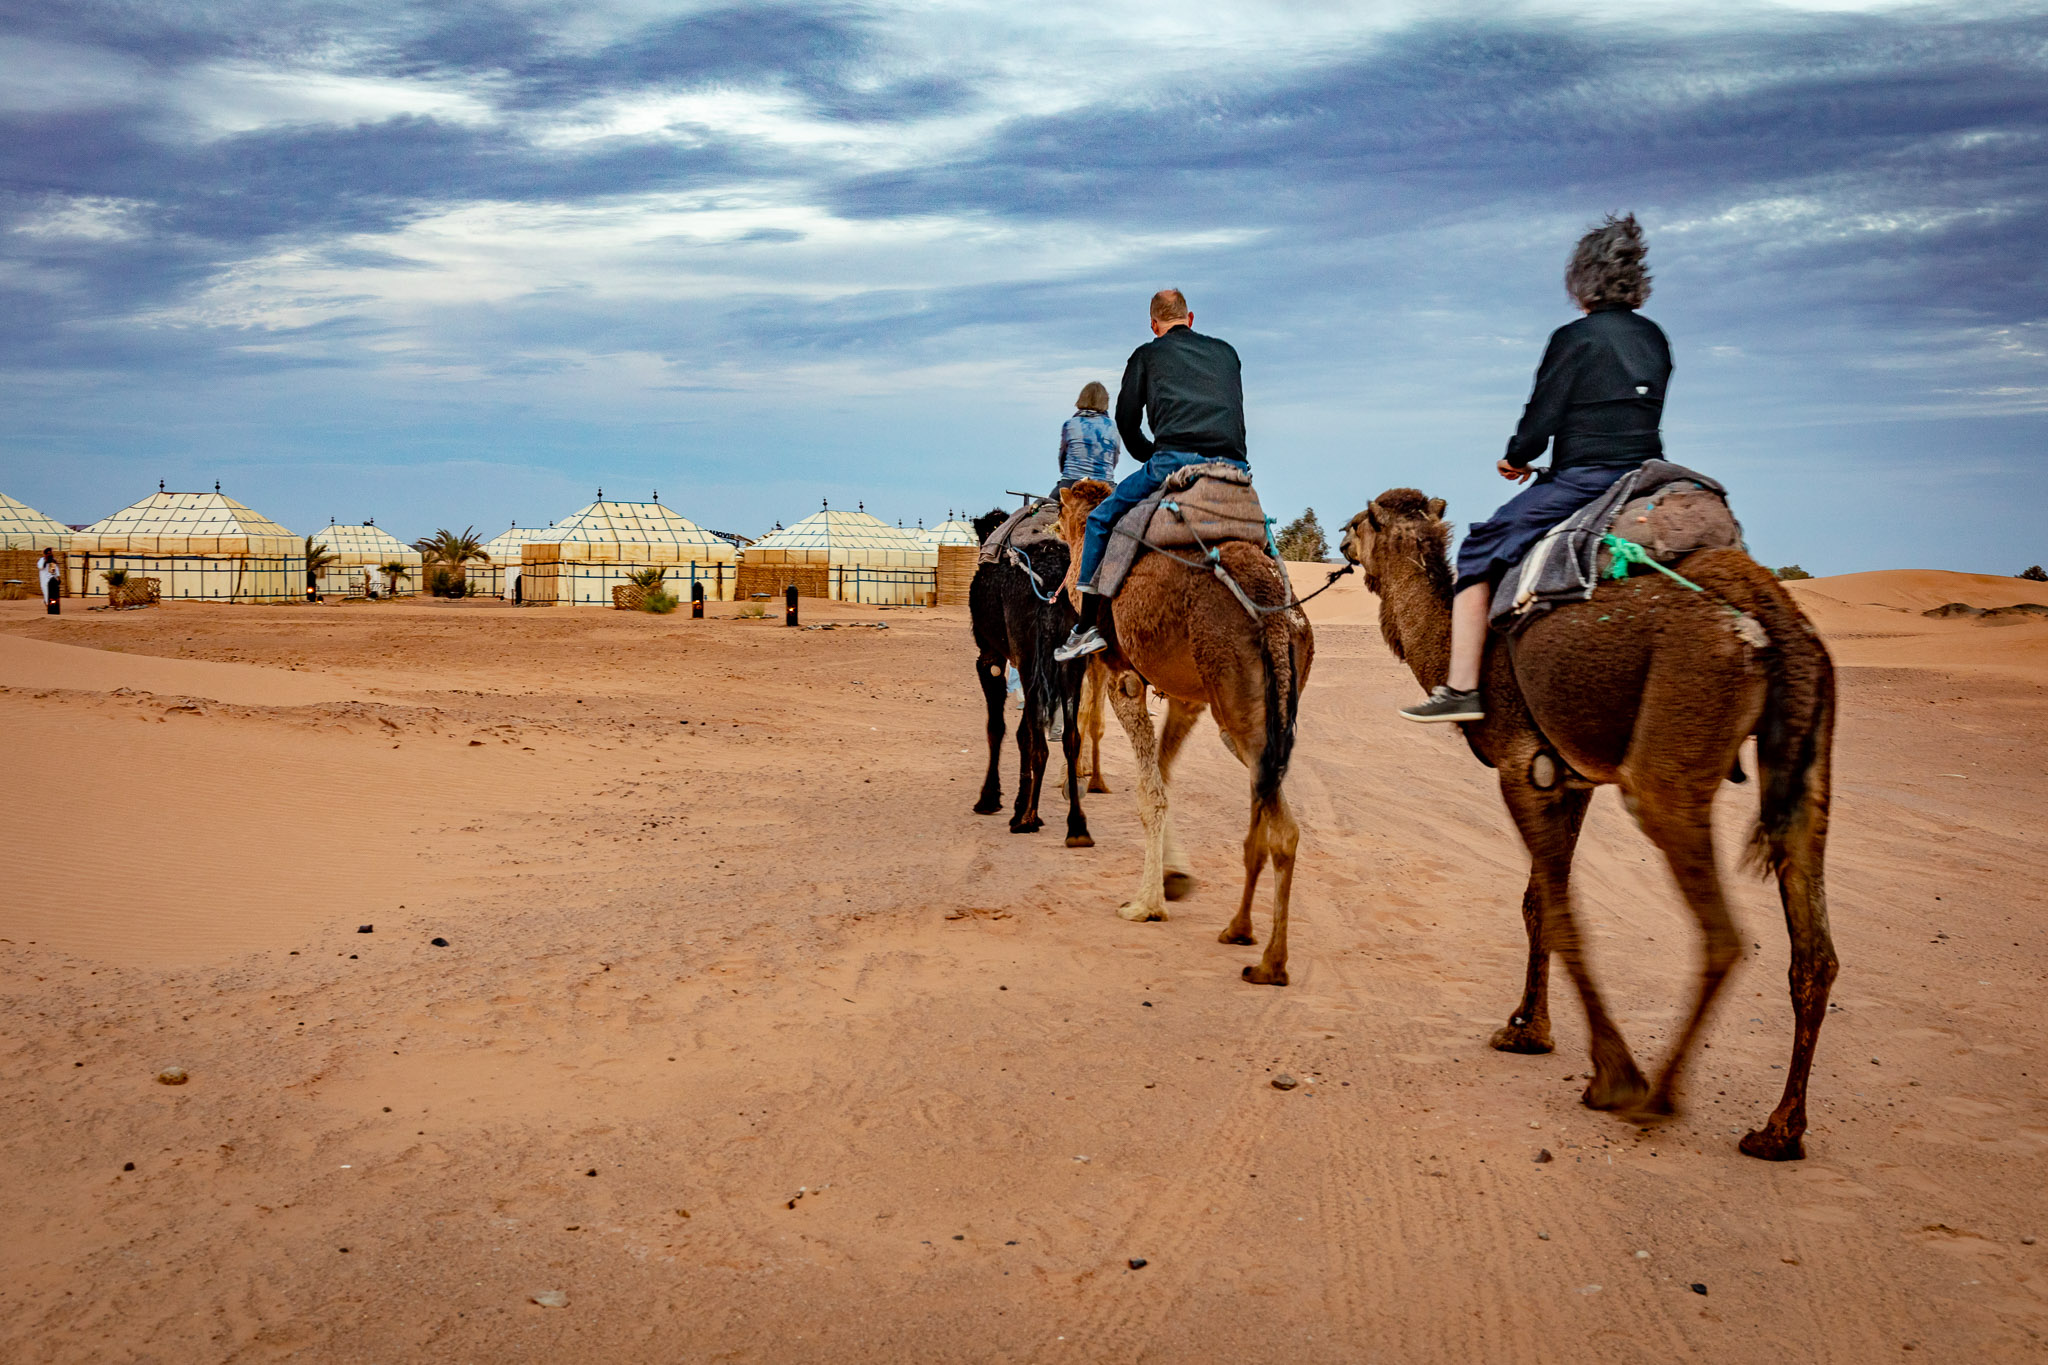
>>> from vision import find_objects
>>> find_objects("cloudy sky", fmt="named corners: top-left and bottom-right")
top-left (2, 0), bottom-right (2042, 571)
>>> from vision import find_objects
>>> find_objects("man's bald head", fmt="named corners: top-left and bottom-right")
top-left (1150, 288), bottom-right (1190, 325)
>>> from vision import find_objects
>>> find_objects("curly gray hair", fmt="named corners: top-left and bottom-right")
top-left (1565, 213), bottom-right (1651, 310)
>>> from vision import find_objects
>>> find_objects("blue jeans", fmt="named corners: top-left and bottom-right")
top-left (1078, 451), bottom-right (1247, 587)
top-left (1453, 463), bottom-right (1638, 592)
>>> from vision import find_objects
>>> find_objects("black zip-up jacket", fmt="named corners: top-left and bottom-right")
top-left (1505, 306), bottom-right (1671, 471)
top-left (1115, 325), bottom-right (1248, 464)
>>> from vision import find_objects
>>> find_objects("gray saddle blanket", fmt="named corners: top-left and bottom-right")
top-left (978, 501), bottom-right (1064, 565)
top-left (1490, 459), bottom-right (1742, 636)
top-left (1095, 462), bottom-right (1274, 598)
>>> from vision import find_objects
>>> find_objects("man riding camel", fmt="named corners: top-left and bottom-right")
top-left (1401, 213), bottom-right (1672, 722)
top-left (1055, 288), bottom-right (1249, 661)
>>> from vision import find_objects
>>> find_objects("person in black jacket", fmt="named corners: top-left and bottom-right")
top-left (1403, 214), bottom-right (1671, 722)
top-left (1055, 288), bottom-right (1249, 660)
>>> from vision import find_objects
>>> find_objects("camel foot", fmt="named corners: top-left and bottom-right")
top-left (1064, 834), bottom-right (1094, 848)
top-left (1489, 1022), bottom-right (1555, 1055)
top-left (1241, 962), bottom-right (1289, 987)
top-left (1117, 901), bottom-right (1169, 923)
top-left (1217, 927), bottom-right (1255, 946)
top-left (973, 797), bottom-right (1001, 815)
top-left (1009, 817), bottom-right (1042, 834)
top-left (1580, 1067), bottom-right (1651, 1114)
top-left (1087, 778), bottom-right (1110, 794)
top-left (1739, 1126), bottom-right (1806, 1162)
top-left (1162, 871), bottom-right (1196, 901)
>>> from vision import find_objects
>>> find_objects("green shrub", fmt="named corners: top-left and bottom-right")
top-left (627, 566), bottom-right (668, 590)
top-left (1774, 565), bottom-right (1812, 581)
top-left (101, 568), bottom-right (130, 588)
top-left (641, 588), bottom-right (679, 614)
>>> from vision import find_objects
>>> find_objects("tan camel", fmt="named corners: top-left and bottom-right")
top-left (1057, 480), bottom-right (1314, 984)
top-left (1342, 489), bottom-right (1837, 1159)
top-left (1078, 660), bottom-right (1111, 794)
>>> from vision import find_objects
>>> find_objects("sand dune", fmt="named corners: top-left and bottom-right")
top-left (1, 586), bottom-right (2044, 1361)
top-left (1787, 567), bottom-right (2048, 614)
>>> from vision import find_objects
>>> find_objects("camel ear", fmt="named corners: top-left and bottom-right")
top-left (1426, 498), bottom-right (1447, 520)
top-left (1363, 504), bottom-right (1381, 531)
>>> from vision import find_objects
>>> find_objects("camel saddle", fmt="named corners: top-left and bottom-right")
top-left (1094, 462), bottom-right (1273, 598)
top-left (978, 500), bottom-right (1064, 565)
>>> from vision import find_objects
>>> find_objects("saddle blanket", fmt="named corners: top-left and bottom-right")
top-left (1489, 459), bottom-right (1742, 636)
top-left (978, 500), bottom-right (1064, 565)
top-left (1094, 462), bottom-right (1275, 598)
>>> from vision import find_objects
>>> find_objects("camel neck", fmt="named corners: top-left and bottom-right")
top-left (1380, 559), bottom-right (1454, 693)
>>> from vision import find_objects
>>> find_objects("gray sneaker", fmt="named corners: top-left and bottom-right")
top-left (1053, 626), bottom-right (1107, 662)
top-left (1399, 685), bottom-right (1484, 723)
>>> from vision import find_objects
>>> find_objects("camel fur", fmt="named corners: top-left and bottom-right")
top-left (1057, 480), bottom-right (1314, 985)
top-left (1342, 489), bottom-right (1838, 1159)
top-left (969, 540), bottom-right (1106, 844)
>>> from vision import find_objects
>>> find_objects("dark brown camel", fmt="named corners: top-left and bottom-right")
top-left (1342, 490), bottom-right (1837, 1159)
top-left (969, 539), bottom-right (1102, 844)
top-left (1057, 480), bottom-right (1314, 984)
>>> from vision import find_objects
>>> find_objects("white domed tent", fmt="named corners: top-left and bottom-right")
top-left (0, 492), bottom-right (73, 601)
top-left (738, 503), bottom-right (937, 604)
top-left (466, 522), bottom-right (548, 599)
top-left (920, 513), bottom-right (980, 552)
top-left (310, 520), bottom-right (423, 597)
top-left (68, 486), bottom-right (302, 604)
top-left (521, 495), bottom-right (736, 605)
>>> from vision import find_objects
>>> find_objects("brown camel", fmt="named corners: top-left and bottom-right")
top-left (1342, 489), bottom-right (1838, 1160)
top-left (1057, 480), bottom-right (1314, 984)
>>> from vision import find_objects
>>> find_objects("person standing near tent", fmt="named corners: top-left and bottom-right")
top-left (1056, 381), bottom-right (1121, 492)
top-left (38, 548), bottom-right (59, 615)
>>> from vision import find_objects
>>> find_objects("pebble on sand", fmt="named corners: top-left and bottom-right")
top-left (357, 925), bottom-right (373, 934)
top-left (1128, 1258), bottom-right (1148, 1270)
top-left (1691, 1283), bottom-right (1708, 1295)
top-left (430, 937), bottom-right (449, 947)
top-left (2023, 1235), bottom-right (2038, 1246)
top-left (155, 1067), bottom-right (188, 1085)
top-left (1533, 1149), bottom-right (1553, 1163)
top-left (1271, 1074), bottom-right (1299, 1091)
top-left (531, 1290), bottom-right (569, 1308)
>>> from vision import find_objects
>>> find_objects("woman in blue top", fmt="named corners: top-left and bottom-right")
top-left (1056, 381), bottom-right (1121, 491)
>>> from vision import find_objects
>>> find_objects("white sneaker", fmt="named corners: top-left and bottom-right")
top-left (1053, 627), bottom-right (1107, 662)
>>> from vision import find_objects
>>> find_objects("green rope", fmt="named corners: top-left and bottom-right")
top-left (1602, 533), bottom-right (1704, 591)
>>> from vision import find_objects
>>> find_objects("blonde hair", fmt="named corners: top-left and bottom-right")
top-left (1150, 288), bottom-right (1189, 324)
top-left (1076, 381), bottom-right (1109, 412)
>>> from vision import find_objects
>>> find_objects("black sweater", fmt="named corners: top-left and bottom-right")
top-left (1115, 325), bottom-right (1248, 464)
top-left (1505, 307), bottom-right (1671, 470)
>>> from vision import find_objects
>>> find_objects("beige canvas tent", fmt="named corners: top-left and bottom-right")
top-left (0, 492), bottom-right (73, 600)
top-left (310, 520), bottom-right (422, 597)
top-left (739, 503), bottom-right (937, 604)
top-left (466, 523), bottom-right (548, 598)
top-left (521, 497), bottom-right (736, 605)
top-left (920, 514), bottom-right (980, 553)
top-left (68, 487), bottom-right (302, 603)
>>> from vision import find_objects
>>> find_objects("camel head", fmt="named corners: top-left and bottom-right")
top-left (1341, 489), bottom-right (1448, 597)
top-left (1057, 479), bottom-right (1113, 549)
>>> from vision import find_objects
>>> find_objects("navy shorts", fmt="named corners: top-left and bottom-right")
top-left (1454, 464), bottom-right (1639, 592)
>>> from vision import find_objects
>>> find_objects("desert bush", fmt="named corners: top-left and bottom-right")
top-left (1774, 565), bottom-right (1812, 580)
top-left (1276, 508), bottom-right (1329, 562)
top-left (641, 588), bottom-right (679, 614)
top-left (2021, 565), bottom-right (2047, 582)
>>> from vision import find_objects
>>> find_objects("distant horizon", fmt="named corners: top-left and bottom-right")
top-left (4, 1), bottom-right (2044, 577)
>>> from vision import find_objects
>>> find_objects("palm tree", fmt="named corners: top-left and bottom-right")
top-left (305, 533), bottom-right (340, 597)
top-left (379, 561), bottom-right (412, 597)
top-left (627, 566), bottom-right (667, 589)
top-left (413, 526), bottom-right (490, 597)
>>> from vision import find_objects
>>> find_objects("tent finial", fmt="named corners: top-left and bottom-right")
top-left (858, 500), bottom-right (864, 512)
top-left (822, 497), bottom-right (828, 509)
top-left (214, 480), bottom-right (221, 493)
top-left (158, 479), bottom-right (165, 493)
top-left (652, 489), bottom-right (658, 502)
top-left (597, 486), bottom-right (603, 500)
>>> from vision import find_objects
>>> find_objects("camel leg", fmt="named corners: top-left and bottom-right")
top-left (1242, 790), bottom-right (1299, 986)
top-left (1082, 660), bottom-right (1111, 794)
top-left (1060, 668), bottom-right (1093, 848)
top-left (1638, 794), bottom-right (1743, 1118)
top-left (1010, 686), bottom-right (1047, 834)
top-left (973, 657), bottom-right (1006, 814)
top-left (1108, 676), bottom-right (1170, 922)
top-left (1742, 812), bottom-right (1838, 1161)
top-left (1491, 781), bottom-right (1592, 1055)
top-left (1157, 698), bottom-right (1203, 900)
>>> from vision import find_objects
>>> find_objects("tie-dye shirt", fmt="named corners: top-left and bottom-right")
top-left (1058, 410), bottom-right (1121, 483)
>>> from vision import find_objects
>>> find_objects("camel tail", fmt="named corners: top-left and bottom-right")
top-left (1254, 607), bottom-right (1301, 810)
top-left (1743, 581), bottom-right (1836, 878)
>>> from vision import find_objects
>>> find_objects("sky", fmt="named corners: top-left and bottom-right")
top-left (1, 0), bottom-right (2043, 572)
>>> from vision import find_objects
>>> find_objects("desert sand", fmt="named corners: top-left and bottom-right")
top-left (2, 567), bottom-right (2044, 1362)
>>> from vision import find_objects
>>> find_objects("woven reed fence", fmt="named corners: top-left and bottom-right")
top-left (936, 544), bottom-right (979, 606)
top-left (0, 549), bottom-right (67, 599)
top-left (107, 577), bottom-right (162, 609)
top-left (735, 562), bottom-right (829, 601)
